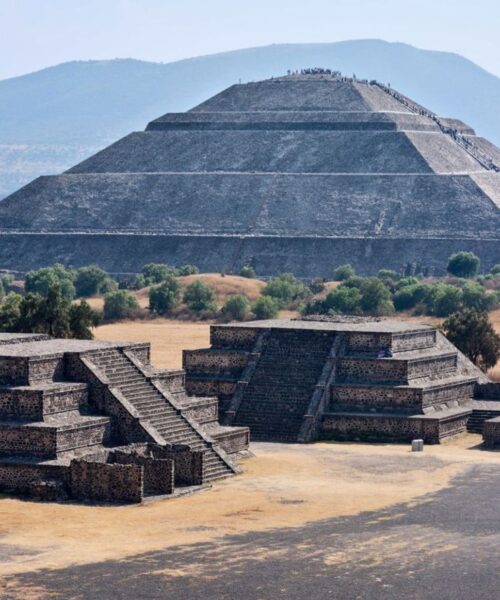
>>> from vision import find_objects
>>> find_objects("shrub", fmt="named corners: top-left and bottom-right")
top-left (395, 276), bottom-right (419, 290)
top-left (377, 269), bottom-right (399, 280)
top-left (149, 276), bottom-right (181, 315)
top-left (425, 283), bottom-right (463, 317)
top-left (75, 265), bottom-right (116, 297)
top-left (177, 264), bottom-right (199, 276)
top-left (119, 274), bottom-right (146, 290)
top-left (324, 286), bottom-right (362, 314)
top-left (443, 310), bottom-right (500, 371)
top-left (239, 265), bottom-right (256, 279)
top-left (447, 252), bottom-right (480, 278)
top-left (393, 283), bottom-right (432, 311)
top-left (0, 279), bottom-right (4, 300)
top-left (221, 295), bottom-right (250, 321)
top-left (183, 280), bottom-right (216, 312)
top-left (252, 296), bottom-right (280, 320)
top-left (308, 277), bottom-right (326, 294)
top-left (333, 264), bottom-right (355, 281)
top-left (69, 301), bottom-right (100, 339)
top-left (490, 264), bottom-right (500, 276)
top-left (25, 264), bottom-right (76, 301)
top-left (103, 290), bottom-right (139, 321)
top-left (263, 273), bottom-right (309, 307)
top-left (462, 282), bottom-right (499, 312)
top-left (141, 263), bottom-right (176, 285)
top-left (359, 278), bottom-right (394, 316)
top-left (0, 293), bottom-right (23, 332)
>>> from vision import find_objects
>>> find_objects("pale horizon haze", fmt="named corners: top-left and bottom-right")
top-left (0, 0), bottom-right (499, 81)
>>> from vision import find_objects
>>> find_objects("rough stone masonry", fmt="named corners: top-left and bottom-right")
top-left (0, 70), bottom-right (498, 276)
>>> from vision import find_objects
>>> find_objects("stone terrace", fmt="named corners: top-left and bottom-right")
top-left (184, 317), bottom-right (491, 444)
top-left (0, 335), bottom-right (248, 503)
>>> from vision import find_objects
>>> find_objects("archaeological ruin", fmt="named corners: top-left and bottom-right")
top-left (183, 316), bottom-right (500, 444)
top-left (0, 70), bottom-right (498, 276)
top-left (0, 333), bottom-right (248, 502)
top-left (1, 316), bottom-right (500, 503)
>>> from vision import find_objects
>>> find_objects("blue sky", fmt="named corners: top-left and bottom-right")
top-left (1, 0), bottom-right (499, 80)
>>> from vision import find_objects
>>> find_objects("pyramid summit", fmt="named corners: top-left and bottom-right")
top-left (0, 70), bottom-right (498, 276)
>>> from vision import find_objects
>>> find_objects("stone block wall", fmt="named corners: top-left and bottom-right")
top-left (210, 326), bottom-right (260, 350)
top-left (183, 348), bottom-right (250, 376)
top-left (0, 385), bottom-right (88, 421)
top-left (70, 458), bottom-right (143, 503)
top-left (337, 357), bottom-right (408, 383)
top-left (483, 418), bottom-right (500, 447)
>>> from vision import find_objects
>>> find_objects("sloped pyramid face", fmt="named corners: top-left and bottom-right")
top-left (0, 72), bottom-right (498, 276)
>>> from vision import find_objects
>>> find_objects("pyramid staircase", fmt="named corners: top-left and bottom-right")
top-left (184, 320), bottom-right (482, 444)
top-left (84, 348), bottom-right (239, 482)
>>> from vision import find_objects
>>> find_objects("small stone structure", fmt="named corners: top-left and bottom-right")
top-left (0, 334), bottom-right (248, 502)
top-left (184, 316), bottom-right (493, 444)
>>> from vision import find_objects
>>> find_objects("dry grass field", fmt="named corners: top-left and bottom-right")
top-left (86, 274), bottom-right (265, 312)
top-left (95, 319), bottom-right (211, 369)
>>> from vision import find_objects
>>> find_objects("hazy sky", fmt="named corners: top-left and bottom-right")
top-left (1, 0), bottom-right (499, 80)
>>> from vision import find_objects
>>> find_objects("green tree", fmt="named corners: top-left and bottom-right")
top-left (75, 265), bottom-right (116, 297)
top-left (16, 293), bottom-right (48, 334)
top-left (0, 293), bottom-right (22, 332)
top-left (252, 296), bottom-right (280, 320)
top-left (43, 284), bottom-right (71, 337)
top-left (360, 278), bottom-right (395, 316)
top-left (425, 284), bottom-right (463, 317)
top-left (239, 265), bottom-right (256, 279)
top-left (183, 280), bottom-right (217, 312)
top-left (0, 279), bottom-right (4, 300)
top-left (333, 264), bottom-right (355, 281)
top-left (69, 301), bottom-right (100, 339)
top-left (221, 295), bottom-right (250, 321)
top-left (149, 276), bottom-right (181, 315)
top-left (177, 265), bottom-right (199, 276)
top-left (447, 252), bottom-right (480, 278)
top-left (103, 290), bottom-right (140, 321)
top-left (324, 286), bottom-right (362, 314)
top-left (141, 263), bottom-right (176, 285)
top-left (25, 264), bottom-right (76, 300)
top-left (308, 277), bottom-right (326, 294)
top-left (491, 264), bottom-right (500, 276)
top-left (443, 310), bottom-right (500, 371)
top-left (262, 273), bottom-right (309, 307)
top-left (462, 282), bottom-right (498, 312)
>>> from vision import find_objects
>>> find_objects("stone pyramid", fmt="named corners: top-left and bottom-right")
top-left (0, 70), bottom-right (498, 276)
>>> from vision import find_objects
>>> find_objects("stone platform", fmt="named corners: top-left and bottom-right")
top-left (183, 317), bottom-right (486, 444)
top-left (0, 333), bottom-right (248, 502)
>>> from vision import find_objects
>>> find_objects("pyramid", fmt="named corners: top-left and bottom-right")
top-left (0, 70), bottom-right (498, 276)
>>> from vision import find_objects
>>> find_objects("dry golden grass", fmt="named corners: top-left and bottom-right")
top-left (85, 274), bottom-right (265, 312)
top-left (95, 319), bottom-right (211, 369)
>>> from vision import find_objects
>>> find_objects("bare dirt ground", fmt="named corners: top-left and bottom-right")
top-left (0, 435), bottom-right (497, 583)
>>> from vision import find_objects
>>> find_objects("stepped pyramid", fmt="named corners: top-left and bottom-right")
top-left (0, 70), bottom-right (498, 276)
top-left (0, 334), bottom-right (248, 502)
top-left (183, 316), bottom-right (490, 444)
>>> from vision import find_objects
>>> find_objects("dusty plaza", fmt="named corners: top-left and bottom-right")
top-left (0, 314), bottom-right (500, 598)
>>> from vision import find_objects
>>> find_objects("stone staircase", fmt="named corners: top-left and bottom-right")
top-left (232, 329), bottom-right (336, 441)
top-left (87, 348), bottom-right (235, 482)
top-left (468, 401), bottom-right (500, 434)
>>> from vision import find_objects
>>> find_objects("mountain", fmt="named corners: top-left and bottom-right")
top-left (0, 39), bottom-right (499, 198)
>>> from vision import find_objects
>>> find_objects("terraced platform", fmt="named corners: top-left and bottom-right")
top-left (184, 317), bottom-right (489, 443)
top-left (0, 72), bottom-right (498, 275)
top-left (0, 333), bottom-right (248, 503)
